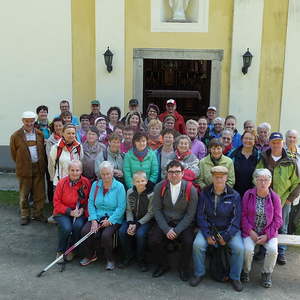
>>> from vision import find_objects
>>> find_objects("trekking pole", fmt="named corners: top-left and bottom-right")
top-left (36, 229), bottom-right (95, 277)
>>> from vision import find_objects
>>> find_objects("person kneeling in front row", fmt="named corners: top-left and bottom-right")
top-left (190, 166), bottom-right (244, 292)
top-left (148, 160), bottom-right (198, 281)
top-left (118, 171), bottom-right (154, 272)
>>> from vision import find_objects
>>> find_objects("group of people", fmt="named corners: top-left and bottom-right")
top-left (9, 97), bottom-right (300, 292)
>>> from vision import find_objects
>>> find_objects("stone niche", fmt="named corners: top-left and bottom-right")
top-left (151, 0), bottom-right (209, 32)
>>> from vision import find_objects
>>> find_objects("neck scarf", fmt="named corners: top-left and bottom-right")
top-left (175, 149), bottom-right (192, 161)
top-left (133, 146), bottom-right (149, 162)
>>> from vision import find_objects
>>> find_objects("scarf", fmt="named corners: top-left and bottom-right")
top-left (175, 149), bottom-right (192, 161)
top-left (133, 146), bottom-right (149, 162)
top-left (223, 144), bottom-right (232, 155)
top-left (210, 154), bottom-right (222, 166)
top-left (54, 133), bottom-right (61, 140)
top-left (58, 138), bottom-right (80, 153)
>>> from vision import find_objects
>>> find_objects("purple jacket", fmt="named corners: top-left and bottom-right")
top-left (191, 138), bottom-right (207, 160)
top-left (241, 188), bottom-right (283, 241)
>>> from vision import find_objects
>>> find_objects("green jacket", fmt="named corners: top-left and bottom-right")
top-left (256, 149), bottom-right (300, 205)
top-left (123, 148), bottom-right (159, 189)
top-left (196, 154), bottom-right (235, 189)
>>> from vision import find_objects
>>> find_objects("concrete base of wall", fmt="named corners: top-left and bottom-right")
top-left (0, 146), bottom-right (15, 171)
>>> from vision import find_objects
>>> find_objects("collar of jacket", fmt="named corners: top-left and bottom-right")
top-left (261, 148), bottom-right (293, 165)
top-left (204, 184), bottom-right (234, 197)
top-left (95, 177), bottom-right (118, 190)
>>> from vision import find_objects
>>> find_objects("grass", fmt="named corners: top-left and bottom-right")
top-left (0, 190), bottom-right (19, 205)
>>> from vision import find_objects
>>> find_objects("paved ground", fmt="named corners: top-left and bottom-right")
top-left (0, 172), bottom-right (18, 191)
top-left (0, 204), bottom-right (300, 300)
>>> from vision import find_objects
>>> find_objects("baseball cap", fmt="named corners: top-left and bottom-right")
top-left (207, 106), bottom-right (217, 111)
top-left (91, 100), bottom-right (100, 105)
top-left (22, 111), bottom-right (36, 119)
top-left (211, 166), bottom-right (228, 175)
top-left (269, 132), bottom-right (283, 141)
top-left (129, 99), bottom-right (139, 106)
top-left (166, 99), bottom-right (176, 105)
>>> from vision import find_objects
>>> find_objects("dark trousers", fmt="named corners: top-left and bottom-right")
top-left (148, 223), bottom-right (194, 271)
top-left (81, 221), bottom-right (120, 261)
top-left (54, 215), bottom-right (86, 252)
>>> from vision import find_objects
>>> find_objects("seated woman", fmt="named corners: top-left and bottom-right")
top-left (123, 132), bottom-right (158, 190)
top-left (53, 160), bottom-right (91, 262)
top-left (118, 171), bottom-right (154, 272)
top-left (147, 119), bottom-right (163, 150)
top-left (196, 138), bottom-right (235, 189)
top-left (80, 161), bottom-right (126, 270)
top-left (82, 126), bottom-right (106, 182)
top-left (94, 133), bottom-right (124, 184)
top-left (241, 169), bottom-right (283, 288)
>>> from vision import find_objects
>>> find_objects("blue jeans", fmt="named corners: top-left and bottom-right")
top-left (54, 215), bottom-right (86, 252)
top-left (193, 230), bottom-right (244, 280)
top-left (278, 203), bottom-right (291, 255)
top-left (118, 221), bottom-right (151, 262)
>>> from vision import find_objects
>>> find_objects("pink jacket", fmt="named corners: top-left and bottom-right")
top-left (241, 188), bottom-right (283, 241)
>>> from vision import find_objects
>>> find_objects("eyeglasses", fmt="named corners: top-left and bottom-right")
top-left (222, 137), bottom-right (231, 141)
top-left (167, 170), bottom-right (182, 175)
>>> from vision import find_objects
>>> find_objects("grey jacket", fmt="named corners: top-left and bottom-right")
top-left (152, 180), bottom-right (198, 235)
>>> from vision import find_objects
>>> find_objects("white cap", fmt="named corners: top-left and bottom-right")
top-left (166, 99), bottom-right (176, 105)
top-left (207, 106), bottom-right (217, 111)
top-left (22, 111), bottom-right (36, 119)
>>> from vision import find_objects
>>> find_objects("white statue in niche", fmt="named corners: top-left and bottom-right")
top-left (168, 0), bottom-right (191, 22)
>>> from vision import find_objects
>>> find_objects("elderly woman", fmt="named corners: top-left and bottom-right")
top-left (230, 131), bottom-right (260, 197)
top-left (80, 161), bottom-right (126, 270)
top-left (163, 115), bottom-right (177, 132)
top-left (107, 106), bottom-right (122, 134)
top-left (221, 129), bottom-right (234, 156)
top-left (95, 117), bottom-right (108, 144)
top-left (95, 133), bottom-right (124, 184)
top-left (225, 115), bottom-right (242, 149)
top-left (256, 122), bottom-right (271, 152)
top-left (143, 103), bottom-right (160, 131)
top-left (186, 119), bottom-right (206, 160)
top-left (125, 111), bottom-right (144, 133)
top-left (209, 117), bottom-right (224, 139)
top-left (82, 126), bottom-right (106, 182)
top-left (53, 160), bottom-right (91, 262)
top-left (49, 124), bottom-right (83, 187)
top-left (166, 135), bottom-right (200, 183)
top-left (241, 169), bottom-right (283, 288)
top-left (123, 132), bottom-right (158, 190)
top-left (197, 138), bottom-right (235, 189)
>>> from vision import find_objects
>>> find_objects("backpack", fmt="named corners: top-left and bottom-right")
top-left (160, 180), bottom-right (193, 201)
top-left (207, 245), bottom-right (230, 282)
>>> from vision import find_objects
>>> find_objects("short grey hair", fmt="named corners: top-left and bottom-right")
top-left (257, 122), bottom-right (271, 132)
top-left (68, 160), bottom-right (82, 171)
top-left (175, 135), bottom-right (192, 149)
top-left (186, 119), bottom-right (199, 128)
top-left (213, 117), bottom-right (224, 125)
top-left (253, 168), bottom-right (272, 185)
top-left (222, 128), bottom-right (233, 138)
top-left (98, 161), bottom-right (114, 174)
top-left (285, 129), bottom-right (299, 138)
top-left (133, 171), bottom-right (147, 181)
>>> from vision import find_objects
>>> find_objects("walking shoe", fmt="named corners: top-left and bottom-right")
top-left (189, 275), bottom-right (204, 287)
top-left (277, 254), bottom-right (287, 265)
top-left (106, 261), bottom-right (115, 270)
top-left (152, 265), bottom-right (170, 278)
top-left (241, 271), bottom-right (250, 283)
top-left (261, 272), bottom-right (272, 288)
top-left (20, 217), bottom-right (30, 226)
top-left (47, 215), bottom-right (57, 224)
top-left (56, 252), bottom-right (64, 264)
top-left (64, 251), bottom-right (75, 262)
top-left (230, 279), bottom-right (243, 292)
top-left (80, 255), bottom-right (98, 266)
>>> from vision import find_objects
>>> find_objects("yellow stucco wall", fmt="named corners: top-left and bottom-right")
top-left (257, 0), bottom-right (288, 130)
top-left (71, 0), bottom-right (96, 115)
top-left (125, 0), bottom-right (234, 116)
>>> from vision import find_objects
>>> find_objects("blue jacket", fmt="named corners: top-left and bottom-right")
top-left (197, 184), bottom-right (241, 242)
top-left (88, 178), bottom-right (126, 224)
top-left (232, 130), bottom-right (242, 149)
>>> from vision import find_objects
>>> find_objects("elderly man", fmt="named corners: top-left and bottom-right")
top-left (191, 166), bottom-right (244, 292)
top-left (10, 111), bottom-right (47, 225)
top-left (148, 160), bottom-right (198, 281)
top-left (88, 99), bottom-right (106, 125)
top-left (257, 132), bottom-right (300, 265)
top-left (159, 99), bottom-right (185, 134)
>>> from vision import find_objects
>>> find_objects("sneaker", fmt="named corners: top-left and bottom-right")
top-left (106, 261), bottom-right (115, 270)
top-left (47, 215), bottom-right (57, 224)
top-left (277, 254), bottom-right (287, 265)
top-left (231, 279), bottom-right (243, 292)
top-left (80, 255), bottom-right (98, 266)
top-left (64, 252), bottom-right (75, 262)
top-left (20, 217), bottom-right (30, 226)
top-left (241, 271), bottom-right (250, 283)
top-left (56, 252), bottom-right (64, 264)
top-left (261, 272), bottom-right (272, 288)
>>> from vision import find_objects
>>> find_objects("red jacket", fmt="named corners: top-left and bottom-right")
top-left (159, 111), bottom-right (186, 134)
top-left (53, 176), bottom-right (91, 217)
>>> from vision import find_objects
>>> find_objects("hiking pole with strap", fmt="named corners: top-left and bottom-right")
top-left (37, 229), bottom-right (95, 277)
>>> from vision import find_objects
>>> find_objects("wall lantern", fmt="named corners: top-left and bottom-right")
top-left (242, 48), bottom-right (253, 75)
top-left (103, 47), bottom-right (113, 73)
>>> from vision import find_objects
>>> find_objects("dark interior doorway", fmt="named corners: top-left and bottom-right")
top-left (143, 59), bottom-right (211, 120)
